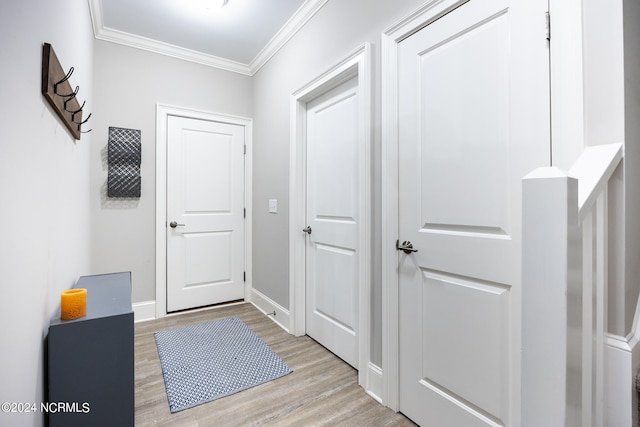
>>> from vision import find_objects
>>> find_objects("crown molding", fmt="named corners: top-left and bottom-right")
top-left (94, 25), bottom-right (253, 75)
top-left (88, 0), bottom-right (328, 76)
top-left (248, 0), bottom-right (330, 74)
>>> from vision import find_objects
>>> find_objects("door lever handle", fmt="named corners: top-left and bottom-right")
top-left (169, 221), bottom-right (185, 228)
top-left (396, 240), bottom-right (418, 254)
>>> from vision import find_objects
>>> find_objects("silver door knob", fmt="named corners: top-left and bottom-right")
top-left (302, 226), bottom-right (312, 235)
top-left (170, 221), bottom-right (185, 228)
top-left (396, 240), bottom-right (418, 254)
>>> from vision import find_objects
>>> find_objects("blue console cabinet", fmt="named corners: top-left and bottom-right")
top-left (48, 272), bottom-right (134, 427)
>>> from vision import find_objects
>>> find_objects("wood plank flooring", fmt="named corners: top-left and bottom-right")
top-left (135, 303), bottom-right (415, 426)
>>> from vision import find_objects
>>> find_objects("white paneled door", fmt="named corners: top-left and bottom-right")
top-left (396, 0), bottom-right (550, 425)
top-left (166, 116), bottom-right (245, 312)
top-left (305, 76), bottom-right (359, 368)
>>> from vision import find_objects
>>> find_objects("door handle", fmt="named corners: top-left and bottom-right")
top-left (169, 221), bottom-right (185, 228)
top-left (396, 240), bottom-right (418, 254)
top-left (302, 226), bottom-right (312, 235)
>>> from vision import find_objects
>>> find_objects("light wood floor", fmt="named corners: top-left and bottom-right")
top-left (135, 302), bottom-right (416, 426)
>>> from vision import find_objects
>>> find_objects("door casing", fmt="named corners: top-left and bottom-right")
top-left (289, 44), bottom-right (372, 386)
top-left (156, 104), bottom-right (253, 319)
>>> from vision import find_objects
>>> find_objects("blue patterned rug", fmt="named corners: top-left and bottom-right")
top-left (154, 316), bottom-right (292, 413)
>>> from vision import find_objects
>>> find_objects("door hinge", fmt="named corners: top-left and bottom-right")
top-left (545, 11), bottom-right (551, 41)
top-left (243, 271), bottom-right (246, 282)
top-left (244, 144), bottom-right (247, 155)
top-left (244, 208), bottom-right (246, 218)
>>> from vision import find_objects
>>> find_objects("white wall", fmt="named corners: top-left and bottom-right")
top-left (581, 0), bottom-right (635, 339)
top-left (0, 1), bottom-right (94, 426)
top-left (622, 0), bottom-right (640, 339)
top-left (583, 0), bottom-right (640, 339)
top-left (91, 41), bottom-right (253, 304)
top-left (622, 0), bottom-right (640, 418)
top-left (581, 1), bottom-right (640, 424)
top-left (252, 0), bottom-right (428, 366)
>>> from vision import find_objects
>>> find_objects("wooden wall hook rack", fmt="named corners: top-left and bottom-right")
top-left (41, 43), bottom-right (91, 140)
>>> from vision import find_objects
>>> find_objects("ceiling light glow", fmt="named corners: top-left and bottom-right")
top-left (204, 0), bottom-right (228, 11)
top-left (177, 0), bottom-right (231, 21)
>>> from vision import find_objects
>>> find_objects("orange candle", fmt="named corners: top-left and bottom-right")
top-left (60, 288), bottom-right (87, 320)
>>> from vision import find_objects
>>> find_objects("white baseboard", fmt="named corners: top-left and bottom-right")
top-left (132, 300), bottom-right (156, 323)
top-left (132, 294), bottom-right (291, 327)
top-left (250, 288), bottom-right (290, 333)
top-left (365, 362), bottom-right (383, 403)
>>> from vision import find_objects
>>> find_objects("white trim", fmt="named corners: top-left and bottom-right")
top-left (567, 143), bottom-right (624, 220)
top-left (628, 286), bottom-right (640, 350)
top-left (249, 289), bottom-right (291, 334)
top-left (248, 0), bottom-right (330, 74)
top-left (93, 26), bottom-right (251, 75)
top-left (606, 332), bottom-right (636, 352)
top-left (366, 363), bottom-right (384, 404)
top-left (155, 104), bottom-right (253, 319)
top-left (380, 23), bottom-right (401, 412)
top-left (605, 333), bottom-right (639, 427)
top-left (604, 294), bottom-right (640, 427)
top-left (132, 300), bottom-right (156, 323)
top-left (289, 43), bottom-right (372, 388)
top-left (382, 0), bottom-right (466, 38)
top-left (88, 0), bottom-right (328, 76)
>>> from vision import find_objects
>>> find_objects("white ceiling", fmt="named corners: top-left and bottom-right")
top-left (89, 0), bottom-right (328, 75)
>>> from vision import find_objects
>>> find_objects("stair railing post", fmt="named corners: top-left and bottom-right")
top-left (522, 167), bottom-right (582, 427)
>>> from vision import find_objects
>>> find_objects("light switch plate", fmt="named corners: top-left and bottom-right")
top-left (269, 199), bottom-right (278, 213)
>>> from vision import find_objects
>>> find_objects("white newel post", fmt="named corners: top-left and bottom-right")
top-left (522, 167), bottom-right (581, 427)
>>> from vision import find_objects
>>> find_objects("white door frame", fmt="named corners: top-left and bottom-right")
top-left (155, 104), bottom-right (253, 319)
top-left (289, 44), bottom-right (372, 385)
top-left (381, 0), bottom-right (578, 413)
